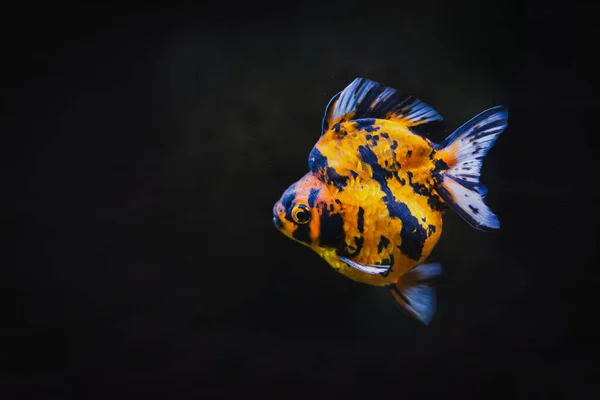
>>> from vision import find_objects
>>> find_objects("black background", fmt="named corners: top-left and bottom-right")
top-left (3, 1), bottom-right (598, 398)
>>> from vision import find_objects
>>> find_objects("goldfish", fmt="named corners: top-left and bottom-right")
top-left (272, 78), bottom-right (508, 325)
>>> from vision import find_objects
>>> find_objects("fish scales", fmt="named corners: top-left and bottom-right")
top-left (273, 78), bottom-right (508, 324)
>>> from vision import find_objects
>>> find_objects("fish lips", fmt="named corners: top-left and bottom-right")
top-left (272, 204), bottom-right (284, 230)
top-left (273, 215), bottom-right (283, 229)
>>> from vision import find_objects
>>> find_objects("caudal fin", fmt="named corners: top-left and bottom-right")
top-left (389, 262), bottom-right (442, 325)
top-left (435, 106), bottom-right (508, 231)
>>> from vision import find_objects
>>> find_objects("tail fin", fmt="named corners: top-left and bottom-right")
top-left (389, 262), bottom-right (442, 325)
top-left (435, 106), bottom-right (508, 231)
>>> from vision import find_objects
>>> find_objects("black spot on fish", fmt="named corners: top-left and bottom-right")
top-left (435, 160), bottom-right (449, 170)
top-left (332, 124), bottom-right (348, 138)
top-left (319, 203), bottom-right (344, 248)
top-left (393, 171), bottom-right (406, 185)
top-left (358, 146), bottom-right (427, 261)
top-left (428, 195), bottom-right (447, 212)
top-left (355, 119), bottom-right (375, 129)
top-left (468, 205), bottom-right (480, 214)
top-left (326, 168), bottom-right (348, 191)
top-left (355, 236), bottom-right (364, 254)
top-left (309, 147), bottom-right (328, 171)
top-left (396, 217), bottom-right (428, 261)
top-left (391, 140), bottom-right (398, 150)
top-left (431, 158), bottom-right (449, 184)
top-left (377, 235), bottom-right (390, 253)
top-left (335, 199), bottom-right (342, 205)
top-left (281, 189), bottom-right (296, 222)
top-left (357, 207), bottom-right (365, 233)
top-left (421, 217), bottom-right (426, 222)
top-left (381, 132), bottom-right (389, 139)
top-left (472, 147), bottom-right (482, 155)
top-left (308, 188), bottom-right (320, 207)
top-left (406, 150), bottom-right (413, 157)
top-left (292, 223), bottom-right (311, 244)
top-left (406, 171), bottom-right (432, 197)
top-left (350, 170), bottom-right (358, 178)
top-left (379, 254), bottom-right (394, 277)
top-left (344, 236), bottom-right (364, 257)
top-left (451, 176), bottom-right (486, 194)
top-left (281, 191), bottom-right (295, 209)
top-left (354, 119), bottom-right (380, 132)
top-left (427, 224), bottom-right (437, 237)
top-left (309, 148), bottom-right (348, 191)
top-left (329, 203), bottom-right (335, 212)
top-left (428, 149), bottom-right (436, 160)
top-left (356, 147), bottom-right (428, 258)
top-left (369, 134), bottom-right (380, 147)
top-left (366, 134), bottom-right (372, 140)
top-left (358, 145), bottom-right (393, 180)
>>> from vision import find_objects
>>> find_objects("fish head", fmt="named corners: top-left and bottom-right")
top-left (273, 172), bottom-right (344, 250)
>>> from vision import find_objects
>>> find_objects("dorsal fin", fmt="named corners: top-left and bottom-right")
top-left (321, 77), bottom-right (444, 136)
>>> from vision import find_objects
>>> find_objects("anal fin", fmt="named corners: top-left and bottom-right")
top-left (389, 262), bottom-right (442, 325)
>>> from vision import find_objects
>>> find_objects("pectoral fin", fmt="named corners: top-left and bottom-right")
top-left (339, 256), bottom-right (391, 275)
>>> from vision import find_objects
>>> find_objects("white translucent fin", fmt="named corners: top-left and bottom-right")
top-left (331, 78), bottom-right (379, 122)
top-left (339, 256), bottom-right (391, 275)
top-left (390, 262), bottom-right (442, 325)
top-left (436, 106), bottom-right (508, 231)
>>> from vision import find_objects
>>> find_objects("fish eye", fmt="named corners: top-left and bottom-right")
top-left (292, 204), bottom-right (311, 224)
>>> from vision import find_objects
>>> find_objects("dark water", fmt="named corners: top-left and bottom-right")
top-left (3, 2), bottom-right (597, 398)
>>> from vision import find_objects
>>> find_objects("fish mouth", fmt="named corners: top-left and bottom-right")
top-left (272, 203), bottom-right (283, 230)
top-left (273, 214), bottom-right (283, 230)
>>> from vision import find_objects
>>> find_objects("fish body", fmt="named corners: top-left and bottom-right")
top-left (273, 78), bottom-right (508, 324)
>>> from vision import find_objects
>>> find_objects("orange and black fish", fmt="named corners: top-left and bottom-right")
top-left (272, 78), bottom-right (508, 324)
